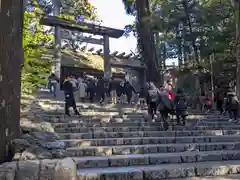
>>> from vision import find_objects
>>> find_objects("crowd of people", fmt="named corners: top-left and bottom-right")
top-left (48, 73), bottom-right (240, 127)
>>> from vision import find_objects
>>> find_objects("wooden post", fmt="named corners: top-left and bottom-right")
top-left (53, 0), bottom-right (61, 80)
top-left (103, 35), bottom-right (111, 79)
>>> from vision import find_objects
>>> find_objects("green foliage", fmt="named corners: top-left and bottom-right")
top-left (22, 2), bottom-right (53, 94)
top-left (122, 0), bottom-right (238, 83)
top-left (22, 0), bottom-right (99, 94)
top-left (61, 0), bottom-right (99, 21)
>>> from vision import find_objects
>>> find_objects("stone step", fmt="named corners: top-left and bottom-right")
top-left (66, 142), bottom-right (240, 156)
top-left (77, 160), bottom-right (240, 179)
top-left (191, 125), bottom-right (240, 130)
top-left (178, 175), bottom-right (240, 180)
top-left (62, 135), bottom-right (240, 147)
top-left (54, 126), bottom-right (162, 133)
top-left (58, 130), bottom-right (240, 139)
top-left (74, 150), bottom-right (240, 169)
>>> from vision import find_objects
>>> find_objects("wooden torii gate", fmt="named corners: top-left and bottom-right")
top-left (40, 16), bottom-right (124, 79)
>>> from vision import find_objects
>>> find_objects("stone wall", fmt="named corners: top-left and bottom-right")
top-left (0, 157), bottom-right (77, 180)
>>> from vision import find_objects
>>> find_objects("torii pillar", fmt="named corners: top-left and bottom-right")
top-left (103, 35), bottom-right (111, 79)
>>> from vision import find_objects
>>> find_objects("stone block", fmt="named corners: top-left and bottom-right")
top-left (77, 159), bottom-right (109, 169)
top-left (150, 155), bottom-right (181, 164)
top-left (130, 146), bottom-right (144, 154)
top-left (197, 153), bottom-right (222, 162)
top-left (185, 144), bottom-right (199, 152)
top-left (77, 174), bottom-right (102, 180)
top-left (16, 160), bottom-right (40, 180)
top-left (54, 158), bottom-right (77, 180)
top-left (104, 170), bottom-right (143, 180)
top-left (144, 131), bottom-right (160, 137)
top-left (144, 169), bottom-right (167, 179)
top-left (196, 165), bottom-right (230, 176)
top-left (175, 137), bottom-right (193, 144)
top-left (128, 156), bottom-right (149, 166)
top-left (158, 146), bottom-right (167, 153)
top-left (0, 162), bottom-right (17, 180)
top-left (94, 147), bottom-right (112, 156)
top-left (181, 154), bottom-right (197, 163)
top-left (110, 157), bottom-right (129, 167)
top-left (124, 139), bottom-right (142, 145)
top-left (144, 146), bottom-right (158, 153)
top-left (40, 159), bottom-right (57, 180)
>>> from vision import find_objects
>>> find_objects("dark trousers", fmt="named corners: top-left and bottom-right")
top-left (89, 89), bottom-right (95, 102)
top-left (176, 115), bottom-right (186, 125)
top-left (100, 93), bottom-right (105, 103)
top-left (127, 94), bottom-right (132, 104)
top-left (148, 102), bottom-right (157, 119)
top-left (65, 95), bottom-right (79, 115)
top-left (230, 109), bottom-right (238, 120)
top-left (160, 110), bottom-right (169, 130)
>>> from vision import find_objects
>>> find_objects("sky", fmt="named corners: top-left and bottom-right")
top-left (89, 0), bottom-right (137, 54)
top-left (88, 0), bottom-right (176, 65)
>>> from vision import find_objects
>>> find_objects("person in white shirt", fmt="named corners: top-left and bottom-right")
top-left (70, 75), bottom-right (78, 101)
top-left (78, 81), bottom-right (87, 102)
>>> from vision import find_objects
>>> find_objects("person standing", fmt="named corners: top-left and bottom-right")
top-left (78, 80), bottom-right (87, 102)
top-left (63, 75), bottom-right (80, 116)
top-left (124, 81), bottom-right (136, 104)
top-left (48, 73), bottom-right (59, 97)
top-left (70, 75), bottom-right (78, 101)
top-left (226, 90), bottom-right (239, 122)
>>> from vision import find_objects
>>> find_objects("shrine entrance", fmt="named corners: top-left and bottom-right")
top-left (41, 16), bottom-right (124, 79)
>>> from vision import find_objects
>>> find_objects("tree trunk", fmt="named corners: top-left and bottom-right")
top-left (0, 0), bottom-right (23, 163)
top-left (135, 0), bottom-right (160, 84)
top-left (182, 0), bottom-right (199, 65)
top-left (235, 0), bottom-right (240, 97)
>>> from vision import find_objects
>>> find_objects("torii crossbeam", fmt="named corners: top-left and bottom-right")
top-left (40, 16), bottom-right (124, 78)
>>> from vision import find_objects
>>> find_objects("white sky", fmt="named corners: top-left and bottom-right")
top-left (89, 0), bottom-right (137, 54)
top-left (88, 0), bottom-right (176, 65)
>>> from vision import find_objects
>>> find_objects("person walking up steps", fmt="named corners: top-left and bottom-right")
top-left (63, 75), bottom-right (80, 116)
top-left (146, 82), bottom-right (159, 121)
top-left (226, 89), bottom-right (239, 122)
top-left (174, 88), bottom-right (187, 125)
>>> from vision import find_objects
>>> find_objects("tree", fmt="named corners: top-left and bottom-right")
top-left (0, 0), bottom-right (23, 162)
top-left (22, 0), bottom-right (53, 94)
top-left (122, 0), bottom-right (161, 83)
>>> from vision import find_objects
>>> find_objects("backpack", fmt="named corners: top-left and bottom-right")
top-left (148, 89), bottom-right (159, 102)
top-left (231, 96), bottom-right (239, 105)
top-left (104, 81), bottom-right (109, 89)
top-left (176, 97), bottom-right (187, 110)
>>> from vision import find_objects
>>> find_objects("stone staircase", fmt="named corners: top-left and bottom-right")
top-left (34, 103), bottom-right (240, 180)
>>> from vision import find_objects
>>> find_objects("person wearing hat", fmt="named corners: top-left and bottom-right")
top-left (63, 75), bottom-right (80, 116)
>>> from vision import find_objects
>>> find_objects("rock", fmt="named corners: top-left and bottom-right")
top-left (11, 138), bottom-right (31, 153)
top-left (31, 131), bottom-right (60, 142)
top-left (0, 161), bottom-right (17, 180)
top-left (40, 159), bottom-right (58, 180)
top-left (18, 146), bottom-right (53, 160)
top-left (40, 121), bottom-right (54, 132)
top-left (53, 158), bottom-right (77, 180)
top-left (20, 134), bottom-right (37, 145)
top-left (20, 118), bottom-right (39, 133)
top-left (42, 140), bottom-right (66, 150)
top-left (51, 149), bottom-right (69, 158)
top-left (16, 160), bottom-right (40, 180)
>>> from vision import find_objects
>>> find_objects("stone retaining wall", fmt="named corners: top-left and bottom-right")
top-left (0, 157), bottom-right (77, 180)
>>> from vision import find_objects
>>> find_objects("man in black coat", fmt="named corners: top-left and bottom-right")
top-left (63, 75), bottom-right (80, 116)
